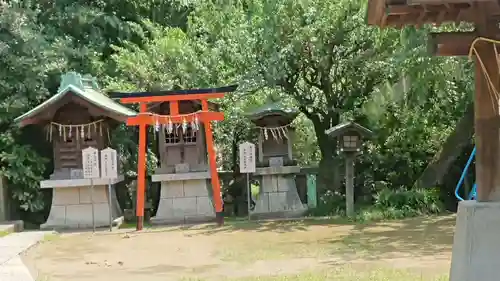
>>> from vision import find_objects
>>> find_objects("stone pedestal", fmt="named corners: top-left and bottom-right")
top-left (251, 166), bottom-right (307, 218)
top-left (151, 172), bottom-right (215, 224)
top-left (449, 200), bottom-right (500, 281)
top-left (40, 177), bottom-right (124, 229)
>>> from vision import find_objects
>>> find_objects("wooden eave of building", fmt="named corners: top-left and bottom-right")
top-left (428, 31), bottom-right (500, 56)
top-left (367, 0), bottom-right (500, 28)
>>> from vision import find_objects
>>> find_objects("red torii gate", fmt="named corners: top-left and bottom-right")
top-left (110, 85), bottom-right (237, 230)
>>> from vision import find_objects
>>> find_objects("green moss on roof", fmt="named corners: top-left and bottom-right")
top-left (245, 101), bottom-right (299, 121)
top-left (15, 72), bottom-right (136, 125)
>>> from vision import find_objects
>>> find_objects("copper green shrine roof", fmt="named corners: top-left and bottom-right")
top-left (245, 100), bottom-right (299, 121)
top-left (15, 72), bottom-right (136, 126)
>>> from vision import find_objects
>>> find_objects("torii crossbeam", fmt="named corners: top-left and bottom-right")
top-left (109, 85), bottom-right (237, 230)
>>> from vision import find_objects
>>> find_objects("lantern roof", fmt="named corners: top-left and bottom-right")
top-left (325, 122), bottom-right (373, 139)
top-left (15, 72), bottom-right (137, 127)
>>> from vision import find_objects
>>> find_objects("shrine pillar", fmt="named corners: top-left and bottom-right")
top-left (450, 31), bottom-right (500, 281)
top-left (365, 1), bottom-right (500, 280)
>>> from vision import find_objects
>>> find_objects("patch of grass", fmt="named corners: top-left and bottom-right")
top-left (42, 233), bottom-right (60, 242)
top-left (215, 235), bottom-right (347, 263)
top-left (181, 266), bottom-right (449, 281)
top-left (0, 230), bottom-right (9, 237)
top-left (213, 215), bottom-right (454, 264)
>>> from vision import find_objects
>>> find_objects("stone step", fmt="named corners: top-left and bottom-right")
top-left (61, 163), bottom-right (79, 169)
top-left (0, 221), bottom-right (24, 235)
top-left (59, 147), bottom-right (77, 153)
top-left (59, 154), bottom-right (77, 160)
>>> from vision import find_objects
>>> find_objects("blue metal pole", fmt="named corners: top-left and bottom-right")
top-left (455, 146), bottom-right (476, 201)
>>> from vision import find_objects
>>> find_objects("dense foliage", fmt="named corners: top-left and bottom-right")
top-left (0, 0), bottom-right (474, 221)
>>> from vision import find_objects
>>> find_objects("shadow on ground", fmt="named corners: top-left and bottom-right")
top-left (151, 216), bottom-right (354, 235)
top-left (117, 214), bottom-right (455, 259)
top-left (321, 215), bottom-right (455, 262)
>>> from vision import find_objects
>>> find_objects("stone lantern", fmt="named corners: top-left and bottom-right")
top-left (325, 122), bottom-right (372, 217)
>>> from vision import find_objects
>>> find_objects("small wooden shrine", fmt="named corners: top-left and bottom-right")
top-left (15, 72), bottom-right (136, 229)
top-left (149, 100), bottom-right (219, 224)
top-left (245, 100), bottom-right (306, 218)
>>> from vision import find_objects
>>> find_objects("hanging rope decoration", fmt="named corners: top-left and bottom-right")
top-left (145, 111), bottom-right (202, 139)
top-left (45, 119), bottom-right (106, 142)
top-left (256, 124), bottom-right (290, 141)
top-left (468, 37), bottom-right (500, 114)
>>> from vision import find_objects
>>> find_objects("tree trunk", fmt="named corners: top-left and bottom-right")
top-left (316, 134), bottom-right (340, 192)
top-left (309, 112), bottom-right (341, 192)
top-left (413, 101), bottom-right (474, 189)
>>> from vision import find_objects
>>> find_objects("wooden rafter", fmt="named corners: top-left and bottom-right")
top-left (429, 31), bottom-right (500, 56)
top-left (408, 0), bottom-right (491, 4)
top-left (367, 0), bottom-right (500, 28)
top-left (428, 32), bottom-right (476, 56)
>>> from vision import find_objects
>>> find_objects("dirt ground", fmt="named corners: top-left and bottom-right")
top-left (22, 215), bottom-right (456, 281)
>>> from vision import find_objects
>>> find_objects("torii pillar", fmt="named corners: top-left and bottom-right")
top-left (428, 23), bottom-right (500, 281)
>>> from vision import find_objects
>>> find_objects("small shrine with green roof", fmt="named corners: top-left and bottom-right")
top-left (14, 72), bottom-right (136, 229)
top-left (247, 99), bottom-right (298, 166)
top-left (244, 98), bottom-right (307, 218)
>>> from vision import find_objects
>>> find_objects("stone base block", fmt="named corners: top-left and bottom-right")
top-left (450, 200), bottom-right (500, 281)
top-left (0, 220), bottom-right (23, 233)
top-left (41, 185), bottom-right (123, 229)
top-left (152, 179), bottom-right (215, 224)
top-left (252, 174), bottom-right (307, 216)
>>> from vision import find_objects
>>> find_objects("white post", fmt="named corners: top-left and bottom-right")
top-left (239, 142), bottom-right (256, 220)
top-left (108, 179), bottom-right (112, 232)
top-left (246, 173), bottom-right (251, 220)
top-left (101, 147), bottom-right (118, 232)
top-left (90, 179), bottom-right (95, 232)
top-left (82, 147), bottom-right (100, 232)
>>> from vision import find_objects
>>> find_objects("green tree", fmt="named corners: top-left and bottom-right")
top-left (29, 0), bottom-right (193, 74)
top-left (0, 2), bottom-right (71, 212)
top-left (188, 0), bottom-right (403, 189)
